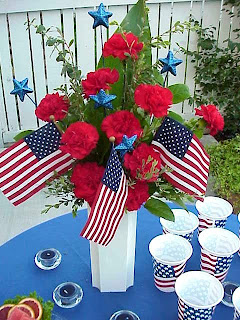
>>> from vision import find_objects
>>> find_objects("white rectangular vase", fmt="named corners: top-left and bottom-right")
top-left (89, 210), bottom-right (137, 292)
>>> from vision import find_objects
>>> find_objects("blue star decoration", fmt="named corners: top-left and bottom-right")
top-left (159, 51), bottom-right (183, 76)
top-left (115, 134), bottom-right (137, 158)
top-left (88, 3), bottom-right (113, 29)
top-left (90, 89), bottom-right (116, 110)
top-left (10, 78), bottom-right (33, 102)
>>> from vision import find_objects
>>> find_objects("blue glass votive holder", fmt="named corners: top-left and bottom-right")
top-left (222, 281), bottom-right (240, 307)
top-left (53, 282), bottom-right (83, 308)
top-left (110, 310), bottom-right (140, 320)
top-left (35, 248), bottom-right (61, 270)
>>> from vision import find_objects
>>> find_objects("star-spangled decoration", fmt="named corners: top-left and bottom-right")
top-left (115, 134), bottom-right (137, 158)
top-left (90, 89), bottom-right (116, 110)
top-left (88, 3), bottom-right (113, 29)
top-left (159, 51), bottom-right (183, 76)
top-left (10, 78), bottom-right (33, 102)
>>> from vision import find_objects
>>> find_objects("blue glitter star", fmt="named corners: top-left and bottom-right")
top-left (159, 51), bottom-right (183, 76)
top-left (88, 3), bottom-right (113, 29)
top-left (90, 89), bottom-right (116, 110)
top-left (115, 134), bottom-right (137, 157)
top-left (10, 78), bottom-right (33, 102)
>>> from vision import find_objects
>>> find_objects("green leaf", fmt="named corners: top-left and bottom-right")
top-left (14, 130), bottom-right (34, 141)
top-left (144, 198), bottom-right (175, 221)
top-left (36, 25), bottom-right (46, 34)
top-left (172, 198), bottom-right (188, 211)
top-left (168, 84), bottom-right (191, 104)
top-left (168, 111), bottom-right (184, 123)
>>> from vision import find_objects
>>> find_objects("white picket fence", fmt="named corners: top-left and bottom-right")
top-left (0, 0), bottom-right (236, 146)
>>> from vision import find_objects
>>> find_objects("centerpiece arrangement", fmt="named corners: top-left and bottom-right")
top-left (0, 0), bottom-right (224, 292)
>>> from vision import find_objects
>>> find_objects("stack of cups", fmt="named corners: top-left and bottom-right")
top-left (160, 209), bottom-right (199, 242)
top-left (196, 196), bottom-right (233, 234)
top-left (199, 228), bottom-right (240, 282)
top-left (233, 287), bottom-right (240, 320)
top-left (149, 234), bottom-right (192, 292)
top-left (175, 271), bottom-right (224, 320)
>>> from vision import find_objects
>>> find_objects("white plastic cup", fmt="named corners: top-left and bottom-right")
top-left (199, 228), bottom-right (240, 282)
top-left (175, 271), bottom-right (224, 320)
top-left (196, 196), bottom-right (233, 234)
top-left (238, 214), bottom-right (240, 257)
top-left (160, 209), bottom-right (199, 242)
top-left (233, 286), bottom-right (240, 320)
top-left (149, 234), bottom-right (192, 293)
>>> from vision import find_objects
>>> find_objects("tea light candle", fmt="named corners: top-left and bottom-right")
top-left (110, 310), bottom-right (140, 320)
top-left (39, 249), bottom-right (57, 267)
top-left (115, 313), bottom-right (134, 320)
top-left (222, 281), bottom-right (239, 307)
top-left (53, 282), bottom-right (83, 308)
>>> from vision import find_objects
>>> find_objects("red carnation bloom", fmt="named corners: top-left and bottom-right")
top-left (101, 110), bottom-right (143, 144)
top-left (35, 93), bottom-right (69, 122)
top-left (82, 68), bottom-right (119, 98)
top-left (195, 104), bottom-right (224, 136)
top-left (71, 162), bottom-right (105, 206)
top-left (134, 84), bottom-right (173, 118)
top-left (126, 181), bottom-right (149, 211)
top-left (60, 122), bottom-right (99, 159)
top-left (124, 143), bottom-right (161, 182)
top-left (103, 32), bottom-right (143, 61)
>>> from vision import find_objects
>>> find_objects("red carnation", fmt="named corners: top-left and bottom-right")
top-left (126, 181), bottom-right (149, 211)
top-left (195, 104), bottom-right (224, 136)
top-left (60, 122), bottom-right (99, 159)
top-left (103, 32), bottom-right (143, 61)
top-left (134, 84), bottom-right (173, 118)
top-left (71, 162), bottom-right (105, 206)
top-left (35, 93), bottom-right (69, 121)
top-left (101, 110), bottom-right (143, 144)
top-left (124, 143), bottom-right (161, 182)
top-left (82, 68), bottom-right (119, 98)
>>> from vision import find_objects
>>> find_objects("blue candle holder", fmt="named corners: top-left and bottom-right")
top-left (222, 281), bottom-right (239, 307)
top-left (35, 248), bottom-right (61, 270)
top-left (110, 310), bottom-right (140, 320)
top-left (53, 282), bottom-right (83, 308)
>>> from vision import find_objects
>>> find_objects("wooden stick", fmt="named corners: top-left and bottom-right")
top-left (49, 115), bottom-right (63, 134)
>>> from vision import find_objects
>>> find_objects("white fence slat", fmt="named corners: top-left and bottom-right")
top-left (8, 12), bottom-right (38, 130)
top-left (108, 5), bottom-right (128, 37)
top-left (218, 4), bottom-right (232, 45)
top-left (0, 14), bottom-right (20, 131)
top-left (230, 10), bottom-right (240, 40)
top-left (202, 0), bottom-right (222, 32)
top-left (96, 25), bottom-right (108, 67)
top-left (75, 7), bottom-right (95, 77)
top-left (27, 11), bottom-right (47, 127)
top-left (148, 3), bottom-right (160, 64)
top-left (158, 2), bottom-right (173, 60)
top-left (0, 64), bottom-right (9, 133)
top-left (41, 10), bottom-right (64, 93)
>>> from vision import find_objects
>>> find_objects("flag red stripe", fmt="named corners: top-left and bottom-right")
top-left (162, 172), bottom-right (197, 195)
top-left (192, 135), bottom-right (210, 162)
top-left (0, 145), bottom-right (30, 169)
top-left (0, 140), bottom-right (24, 159)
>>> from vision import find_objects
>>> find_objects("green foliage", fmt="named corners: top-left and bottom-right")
top-left (14, 130), bottom-right (34, 141)
top-left (144, 197), bottom-right (175, 220)
top-left (168, 84), bottom-right (190, 104)
top-left (4, 292), bottom-right (54, 320)
top-left (207, 135), bottom-right (240, 209)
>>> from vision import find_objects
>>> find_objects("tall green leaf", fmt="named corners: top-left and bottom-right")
top-left (144, 197), bottom-right (175, 221)
top-left (168, 84), bottom-right (190, 104)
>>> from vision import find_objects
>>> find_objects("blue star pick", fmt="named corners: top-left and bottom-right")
top-left (159, 51), bottom-right (183, 76)
top-left (90, 89), bottom-right (116, 110)
top-left (115, 134), bottom-right (137, 157)
top-left (88, 3), bottom-right (113, 29)
top-left (10, 78), bottom-right (33, 102)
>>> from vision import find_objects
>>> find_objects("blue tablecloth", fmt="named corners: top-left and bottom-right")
top-left (0, 203), bottom-right (239, 320)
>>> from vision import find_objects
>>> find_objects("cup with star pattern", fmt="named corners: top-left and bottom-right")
top-left (196, 196), bottom-right (233, 234)
top-left (160, 209), bottom-right (199, 242)
top-left (233, 287), bottom-right (240, 320)
top-left (199, 228), bottom-right (240, 282)
top-left (149, 234), bottom-right (192, 292)
top-left (238, 213), bottom-right (240, 257)
top-left (175, 271), bottom-right (224, 320)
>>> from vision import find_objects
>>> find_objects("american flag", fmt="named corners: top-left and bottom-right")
top-left (0, 122), bottom-right (74, 206)
top-left (80, 147), bottom-right (128, 246)
top-left (178, 298), bottom-right (214, 320)
top-left (200, 248), bottom-right (233, 282)
top-left (198, 216), bottom-right (226, 233)
top-left (153, 258), bottom-right (186, 292)
top-left (151, 117), bottom-right (210, 198)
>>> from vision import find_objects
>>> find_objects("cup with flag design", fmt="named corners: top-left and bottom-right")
top-left (233, 287), bottom-right (240, 320)
top-left (160, 209), bottom-right (199, 242)
top-left (149, 234), bottom-right (192, 292)
top-left (175, 271), bottom-right (224, 320)
top-left (238, 214), bottom-right (240, 257)
top-left (196, 196), bottom-right (233, 234)
top-left (199, 228), bottom-right (240, 282)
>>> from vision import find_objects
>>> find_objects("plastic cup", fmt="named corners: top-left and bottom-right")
top-left (175, 271), bottom-right (224, 320)
top-left (238, 214), bottom-right (240, 257)
top-left (160, 209), bottom-right (199, 242)
top-left (149, 234), bottom-right (192, 292)
top-left (196, 196), bottom-right (233, 234)
top-left (199, 228), bottom-right (240, 282)
top-left (233, 287), bottom-right (240, 320)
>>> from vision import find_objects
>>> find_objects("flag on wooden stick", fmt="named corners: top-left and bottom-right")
top-left (152, 117), bottom-right (210, 198)
top-left (80, 147), bottom-right (128, 246)
top-left (0, 122), bottom-right (74, 206)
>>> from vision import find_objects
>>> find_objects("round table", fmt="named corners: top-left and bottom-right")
top-left (0, 203), bottom-right (239, 319)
